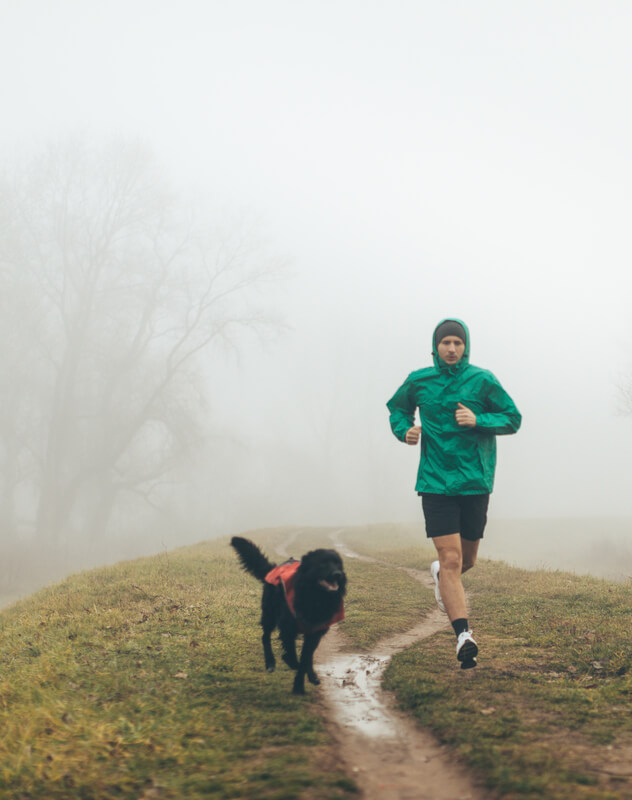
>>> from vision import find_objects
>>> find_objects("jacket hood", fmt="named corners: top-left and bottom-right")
top-left (432, 317), bottom-right (470, 372)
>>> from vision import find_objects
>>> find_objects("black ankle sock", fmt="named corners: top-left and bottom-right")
top-left (452, 618), bottom-right (468, 637)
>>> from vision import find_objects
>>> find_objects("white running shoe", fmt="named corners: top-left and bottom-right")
top-left (456, 630), bottom-right (478, 669)
top-left (430, 560), bottom-right (446, 614)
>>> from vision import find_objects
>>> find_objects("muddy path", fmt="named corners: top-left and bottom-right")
top-left (279, 529), bottom-right (489, 800)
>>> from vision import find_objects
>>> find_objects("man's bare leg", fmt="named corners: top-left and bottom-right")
top-left (432, 533), bottom-right (466, 621)
top-left (461, 538), bottom-right (480, 574)
top-left (432, 533), bottom-right (480, 667)
top-left (433, 535), bottom-right (480, 616)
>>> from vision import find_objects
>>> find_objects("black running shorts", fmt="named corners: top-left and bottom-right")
top-left (420, 493), bottom-right (490, 540)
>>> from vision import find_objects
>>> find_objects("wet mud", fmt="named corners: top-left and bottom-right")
top-left (301, 529), bottom-right (489, 800)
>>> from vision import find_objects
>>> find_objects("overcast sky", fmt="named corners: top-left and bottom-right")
top-left (2, 0), bottom-right (631, 524)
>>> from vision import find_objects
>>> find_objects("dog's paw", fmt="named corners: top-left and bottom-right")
top-left (292, 681), bottom-right (306, 695)
top-left (265, 658), bottom-right (276, 673)
top-left (307, 672), bottom-right (320, 686)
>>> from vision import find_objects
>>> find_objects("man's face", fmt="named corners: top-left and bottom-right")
top-left (437, 336), bottom-right (466, 365)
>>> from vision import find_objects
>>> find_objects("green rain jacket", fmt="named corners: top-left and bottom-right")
top-left (387, 319), bottom-right (521, 495)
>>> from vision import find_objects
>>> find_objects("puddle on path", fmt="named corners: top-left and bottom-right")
top-left (305, 528), bottom-right (489, 800)
top-left (321, 646), bottom-right (396, 740)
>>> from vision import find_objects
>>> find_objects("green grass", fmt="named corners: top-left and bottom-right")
top-left (3, 523), bottom-right (632, 799)
top-left (0, 535), bottom-right (360, 799)
top-left (382, 555), bottom-right (632, 800)
top-left (0, 526), bottom-right (427, 799)
top-left (341, 557), bottom-right (434, 650)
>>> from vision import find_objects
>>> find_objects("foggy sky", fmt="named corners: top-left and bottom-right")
top-left (2, 0), bottom-right (631, 528)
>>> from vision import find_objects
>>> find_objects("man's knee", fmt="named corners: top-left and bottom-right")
top-left (438, 547), bottom-right (462, 574)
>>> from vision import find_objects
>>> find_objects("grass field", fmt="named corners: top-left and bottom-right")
top-left (1, 523), bottom-right (631, 799)
top-left (0, 526), bottom-right (425, 799)
top-left (342, 524), bottom-right (632, 800)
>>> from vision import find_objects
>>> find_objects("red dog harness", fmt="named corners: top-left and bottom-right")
top-left (265, 559), bottom-right (344, 633)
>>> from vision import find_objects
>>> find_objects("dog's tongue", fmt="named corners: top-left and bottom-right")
top-left (319, 578), bottom-right (339, 592)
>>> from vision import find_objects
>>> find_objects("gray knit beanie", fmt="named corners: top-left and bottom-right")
top-left (434, 320), bottom-right (467, 350)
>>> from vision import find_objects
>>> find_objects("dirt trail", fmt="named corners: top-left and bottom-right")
top-left (280, 529), bottom-right (488, 800)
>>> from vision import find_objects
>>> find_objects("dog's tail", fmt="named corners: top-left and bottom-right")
top-left (230, 536), bottom-right (275, 581)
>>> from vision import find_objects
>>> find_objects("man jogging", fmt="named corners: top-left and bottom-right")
top-left (387, 319), bottom-right (521, 668)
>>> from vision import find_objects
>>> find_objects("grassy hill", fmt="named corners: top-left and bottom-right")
top-left (344, 524), bottom-right (632, 799)
top-left (1, 524), bottom-right (631, 799)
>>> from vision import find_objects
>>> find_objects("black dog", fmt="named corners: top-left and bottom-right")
top-left (230, 536), bottom-right (346, 694)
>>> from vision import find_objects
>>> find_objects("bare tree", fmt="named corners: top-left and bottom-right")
top-left (0, 140), bottom-right (283, 548)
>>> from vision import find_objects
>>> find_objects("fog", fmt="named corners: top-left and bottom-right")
top-left (1, 1), bottom-right (631, 594)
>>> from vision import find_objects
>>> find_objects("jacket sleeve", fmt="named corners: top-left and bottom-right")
top-left (476, 376), bottom-right (521, 435)
top-left (387, 376), bottom-right (417, 442)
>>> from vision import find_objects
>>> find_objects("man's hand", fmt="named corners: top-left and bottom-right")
top-left (456, 402), bottom-right (477, 427)
top-left (405, 425), bottom-right (421, 445)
